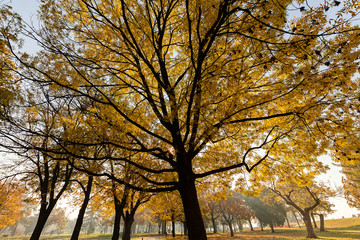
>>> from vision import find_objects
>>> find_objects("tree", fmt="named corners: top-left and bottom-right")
top-left (0, 86), bottom-right (74, 240)
top-left (270, 184), bottom-right (326, 238)
top-left (0, 2), bottom-right (21, 119)
top-left (242, 125), bottom-right (336, 238)
top-left (0, 180), bottom-right (24, 230)
top-left (244, 193), bottom-right (286, 233)
top-left (219, 194), bottom-right (252, 237)
top-left (43, 207), bottom-right (69, 234)
top-left (70, 173), bottom-right (94, 240)
top-left (332, 130), bottom-right (360, 209)
top-left (311, 199), bottom-right (335, 232)
top-left (8, 1), bottom-right (360, 239)
top-left (146, 191), bottom-right (183, 237)
top-left (82, 208), bottom-right (100, 234)
top-left (199, 177), bottom-right (230, 234)
top-left (202, 195), bottom-right (222, 234)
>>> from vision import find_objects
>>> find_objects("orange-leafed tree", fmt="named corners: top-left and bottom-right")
top-left (5, 1), bottom-right (360, 239)
top-left (332, 127), bottom-right (360, 209)
top-left (0, 180), bottom-right (24, 230)
top-left (244, 130), bottom-right (336, 238)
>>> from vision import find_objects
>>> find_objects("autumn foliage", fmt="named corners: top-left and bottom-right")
top-left (0, 181), bottom-right (24, 229)
top-left (0, 0), bottom-right (360, 239)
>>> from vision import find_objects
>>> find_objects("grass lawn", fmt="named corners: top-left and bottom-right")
top-left (1, 217), bottom-right (360, 240)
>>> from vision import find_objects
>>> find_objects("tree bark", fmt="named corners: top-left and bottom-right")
top-left (319, 214), bottom-right (325, 232)
top-left (171, 213), bottom-right (176, 237)
top-left (311, 212), bottom-right (318, 228)
top-left (112, 195), bottom-right (122, 240)
top-left (303, 213), bottom-right (318, 238)
top-left (285, 213), bottom-right (291, 228)
top-left (182, 221), bottom-right (188, 236)
top-left (178, 174), bottom-right (207, 240)
top-left (238, 219), bottom-right (243, 231)
top-left (248, 218), bottom-right (254, 231)
top-left (122, 211), bottom-right (134, 240)
top-left (71, 176), bottom-right (93, 240)
top-left (293, 212), bottom-right (301, 228)
top-left (270, 223), bottom-right (275, 233)
top-left (30, 203), bottom-right (56, 240)
top-left (229, 222), bottom-right (234, 237)
top-left (211, 212), bottom-right (217, 233)
top-left (162, 220), bottom-right (167, 235)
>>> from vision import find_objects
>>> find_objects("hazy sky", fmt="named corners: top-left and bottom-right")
top-left (8, 0), bottom-right (360, 220)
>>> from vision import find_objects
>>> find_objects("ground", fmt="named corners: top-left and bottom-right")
top-left (1, 218), bottom-right (360, 240)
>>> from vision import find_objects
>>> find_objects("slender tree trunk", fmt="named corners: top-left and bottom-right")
top-left (270, 223), bottom-right (275, 233)
top-left (147, 222), bottom-right (152, 233)
top-left (248, 218), bottom-right (254, 231)
top-left (285, 213), bottom-right (291, 228)
top-left (238, 219), bottom-right (243, 231)
top-left (311, 212), bottom-right (318, 228)
top-left (162, 220), bottom-right (167, 235)
top-left (303, 212), bottom-right (318, 238)
top-left (30, 204), bottom-right (56, 240)
top-left (71, 176), bottom-right (93, 240)
top-left (228, 222), bottom-right (234, 237)
top-left (293, 212), bottom-right (301, 228)
top-left (319, 214), bottom-right (325, 232)
top-left (211, 212), bottom-right (217, 233)
top-left (178, 175), bottom-right (207, 240)
top-left (171, 213), bottom-right (176, 237)
top-left (11, 221), bottom-right (18, 236)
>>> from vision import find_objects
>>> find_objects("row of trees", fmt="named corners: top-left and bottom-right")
top-left (0, 176), bottom-right (334, 239)
top-left (1, 0), bottom-right (360, 239)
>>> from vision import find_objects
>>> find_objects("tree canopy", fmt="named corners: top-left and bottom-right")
top-left (1, 0), bottom-right (360, 239)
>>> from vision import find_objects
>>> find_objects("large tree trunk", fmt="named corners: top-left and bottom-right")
top-left (122, 212), bottom-right (134, 240)
top-left (178, 175), bottom-right (207, 240)
top-left (311, 212), bottom-right (318, 228)
top-left (319, 214), bottom-right (325, 232)
top-left (30, 203), bottom-right (56, 240)
top-left (112, 195), bottom-right (122, 240)
top-left (71, 176), bottom-right (93, 240)
top-left (303, 213), bottom-right (318, 238)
